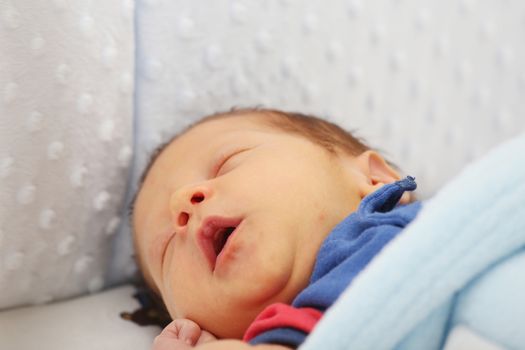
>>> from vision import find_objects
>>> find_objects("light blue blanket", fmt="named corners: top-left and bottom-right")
top-left (301, 132), bottom-right (525, 350)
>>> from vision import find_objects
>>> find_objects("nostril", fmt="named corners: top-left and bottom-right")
top-left (178, 212), bottom-right (189, 226)
top-left (191, 192), bottom-right (205, 204)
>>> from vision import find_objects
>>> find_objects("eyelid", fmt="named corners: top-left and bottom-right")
top-left (212, 148), bottom-right (250, 177)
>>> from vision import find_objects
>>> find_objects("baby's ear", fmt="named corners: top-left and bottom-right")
top-left (355, 150), bottom-right (409, 203)
top-left (357, 150), bottom-right (401, 185)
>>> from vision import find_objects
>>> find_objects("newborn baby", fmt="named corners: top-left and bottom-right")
top-left (131, 108), bottom-right (419, 349)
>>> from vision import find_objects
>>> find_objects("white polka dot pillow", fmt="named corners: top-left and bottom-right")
top-left (0, 1), bottom-right (134, 308)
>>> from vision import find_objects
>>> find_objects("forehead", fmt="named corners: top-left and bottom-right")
top-left (153, 114), bottom-right (273, 173)
top-left (172, 114), bottom-right (273, 150)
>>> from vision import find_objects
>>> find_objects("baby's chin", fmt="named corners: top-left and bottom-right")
top-left (170, 269), bottom-right (296, 339)
top-left (219, 279), bottom-right (302, 337)
top-left (207, 305), bottom-right (262, 339)
top-left (169, 297), bottom-right (260, 339)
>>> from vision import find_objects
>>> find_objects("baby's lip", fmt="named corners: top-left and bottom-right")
top-left (197, 216), bottom-right (243, 271)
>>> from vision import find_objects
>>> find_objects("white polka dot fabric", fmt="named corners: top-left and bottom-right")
top-left (0, 1), bottom-right (134, 308)
top-left (108, 0), bottom-right (525, 284)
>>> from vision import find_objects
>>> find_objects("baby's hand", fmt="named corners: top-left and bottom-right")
top-left (152, 318), bottom-right (217, 350)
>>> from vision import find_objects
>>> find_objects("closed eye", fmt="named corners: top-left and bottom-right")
top-left (213, 148), bottom-right (250, 177)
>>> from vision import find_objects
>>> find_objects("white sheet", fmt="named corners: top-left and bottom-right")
top-left (444, 326), bottom-right (504, 350)
top-left (0, 285), bottom-right (157, 350)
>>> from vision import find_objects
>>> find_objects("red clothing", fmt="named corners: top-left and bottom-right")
top-left (243, 303), bottom-right (323, 342)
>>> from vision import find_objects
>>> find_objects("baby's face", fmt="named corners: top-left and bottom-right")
top-left (133, 114), bottom-right (372, 338)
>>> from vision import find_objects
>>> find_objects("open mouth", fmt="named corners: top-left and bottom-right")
top-left (212, 226), bottom-right (236, 256)
top-left (197, 216), bottom-right (242, 270)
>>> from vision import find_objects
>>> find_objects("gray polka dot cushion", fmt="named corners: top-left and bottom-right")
top-left (2, 0), bottom-right (525, 310)
top-left (0, 1), bottom-right (134, 308)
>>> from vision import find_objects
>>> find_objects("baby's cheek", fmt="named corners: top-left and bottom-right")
top-left (317, 209), bottom-right (328, 225)
top-left (243, 238), bottom-right (296, 304)
top-left (162, 269), bottom-right (188, 320)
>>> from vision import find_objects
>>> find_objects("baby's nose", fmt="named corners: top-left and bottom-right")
top-left (170, 186), bottom-right (210, 230)
top-left (190, 191), bottom-right (205, 204)
top-left (177, 192), bottom-right (204, 226)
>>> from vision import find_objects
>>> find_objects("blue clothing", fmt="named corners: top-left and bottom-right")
top-left (249, 177), bottom-right (422, 347)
